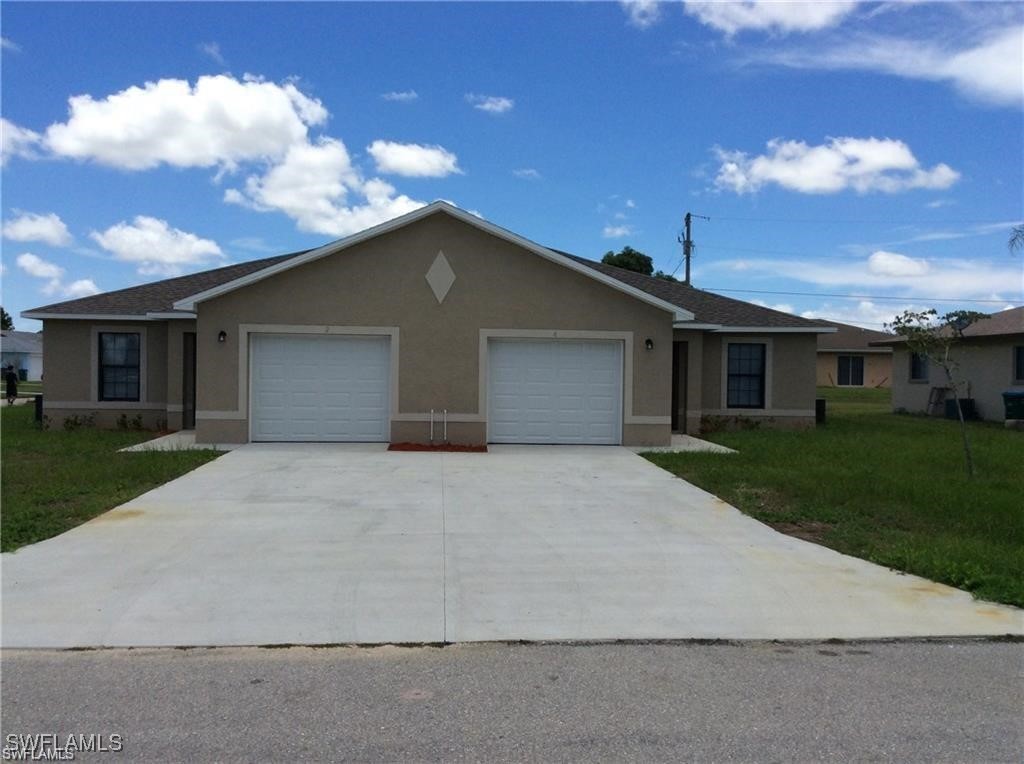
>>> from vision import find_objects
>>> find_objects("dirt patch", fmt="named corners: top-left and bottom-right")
top-left (388, 442), bottom-right (487, 453)
top-left (767, 520), bottom-right (834, 544)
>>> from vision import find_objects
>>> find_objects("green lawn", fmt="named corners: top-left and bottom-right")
top-left (15, 381), bottom-right (43, 396)
top-left (1, 404), bottom-right (221, 552)
top-left (644, 387), bottom-right (1024, 607)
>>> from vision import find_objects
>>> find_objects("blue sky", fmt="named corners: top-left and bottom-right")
top-left (2, 1), bottom-right (1022, 332)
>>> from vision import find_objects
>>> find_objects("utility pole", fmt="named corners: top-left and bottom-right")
top-left (679, 212), bottom-right (709, 286)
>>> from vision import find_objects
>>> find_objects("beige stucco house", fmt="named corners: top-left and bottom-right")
top-left (22, 203), bottom-right (830, 445)
top-left (875, 305), bottom-right (1024, 422)
top-left (813, 320), bottom-right (893, 388)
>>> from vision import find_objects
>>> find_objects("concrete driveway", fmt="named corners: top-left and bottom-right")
top-left (2, 445), bottom-right (1020, 647)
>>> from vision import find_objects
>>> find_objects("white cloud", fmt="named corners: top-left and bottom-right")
top-left (2, 212), bottom-right (73, 247)
top-left (366, 140), bottom-right (461, 178)
top-left (15, 253), bottom-right (98, 297)
top-left (760, 25), bottom-right (1024, 107)
top-left (625, 198), bottom-right (636, 208)
top-left (621, 0), bottom-right (662, 29)
top-left (226, 137), bottom-right (425, 238)
top-left (867, 250), bottom-right (929, 277)
top-left (63, 279), bottom-right (100, 298)
top-left (513, 168), bottom-right (542, 180)
top-left (16, 253), bottom-right (64, 284)
top-left (602, 225), bottom-right (633, 238)
top-left (1, 118), bottom-right (43, 165)
top-left (229, 236), bottom-right (277, 253)
top-left (714, 137), bottom-right (959, 195)
top-left (465, 94), bottom-right (515, 114)
top-left (90, 216), bottom-right (224, 277)
top-left (800, 300), bottom-right (925, 331)
top-left (710, 255), bottom-right (1022, 300)
top-left (42, 74), bottom-right (328, 170)
top-left (684, 1), bottom-right (859, 35)
top-left (381, 90), bottom-right (418, 102)
top-left (750, 298), bottom-right (795, 314)
top-left (199, 42), bottom-right (225, 65)
top-left (926, 199), bottom-right (954, 209)
top-left (1, 37), bottom-right (20, 52)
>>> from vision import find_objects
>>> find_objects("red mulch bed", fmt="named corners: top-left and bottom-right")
top-left (388, 442), bottom-right (488, 453)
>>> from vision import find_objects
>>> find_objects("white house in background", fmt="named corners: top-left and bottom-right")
top-left (1, 330), bottom-right (44, 381)
top-left (873, 305), bottom-right (1024, 422)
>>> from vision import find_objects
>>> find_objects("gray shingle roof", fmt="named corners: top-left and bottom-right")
top-left (24, 252), bottom-right (306, 316)
top-left (809, 319), bottom-right (894, 351)
top-left (564, 254), bottom-right (823, 328)
top-left (1, 330), bottom-right (43, 354)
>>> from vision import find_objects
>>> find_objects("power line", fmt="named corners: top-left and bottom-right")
top-left (712, 215), bottom-right (1019, 226)
top-left (703, 287), bottom-right (1019, 304)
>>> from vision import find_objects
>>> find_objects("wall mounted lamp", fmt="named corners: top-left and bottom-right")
top-left (217, 330), bottom-right (227, 343)
top-left (644, 338), bottom-right (654, 351)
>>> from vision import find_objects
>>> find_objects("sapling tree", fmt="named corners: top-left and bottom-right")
top-left (887, 309), bottom-right (989, 478)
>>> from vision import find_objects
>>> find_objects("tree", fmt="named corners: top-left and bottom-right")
top-left (601, 246), bottom-right (653, 275)
top-left (653, 270), bottom-right (678, 282)
top-left (887, 309), bottom-right (989, 478)
top-left (0, 307), bottom-right (13, 331)
top-left (1009, 224), bottom-right (1024, 254)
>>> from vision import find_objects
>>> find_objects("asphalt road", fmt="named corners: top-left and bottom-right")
top-left (2, 640), bottom-right (1021, 762)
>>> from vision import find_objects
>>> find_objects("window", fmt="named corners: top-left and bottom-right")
top-left (909, 352), bottom-right (929, 382)
top-left (98, 332), bottom-right (140, 401)
top-left (727, 343), bottom-right (766, 408)
top-left (837, 355), bottom-right (865, 386)
top-left (1015, 346), bottom-right (1024, 383)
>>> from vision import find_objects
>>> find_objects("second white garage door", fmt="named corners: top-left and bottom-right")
top-left (488, 339), bottom-right (623, 445)
top-left (250, 334), bottom-right (390, 442)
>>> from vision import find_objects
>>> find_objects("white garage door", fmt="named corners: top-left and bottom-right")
top-left (488, 339), bottom-right (623, 445)
top-left (250, 334), bottom-right (390, 442)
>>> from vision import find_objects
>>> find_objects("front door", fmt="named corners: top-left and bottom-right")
top-left (183, 332), bottom-right (196, 429)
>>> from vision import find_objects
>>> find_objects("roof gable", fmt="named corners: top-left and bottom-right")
top-left (170, 202), bottom-right (693, 320)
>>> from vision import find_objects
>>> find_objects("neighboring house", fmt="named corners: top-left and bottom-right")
top-left (812, 319), bottom-right (893, 388)
top-left (22, 202), bottom-right (831, 445)
top-left (873, 305), bottom-right (1024, 421)
top-left (0, 330), bottom-right (43, 381)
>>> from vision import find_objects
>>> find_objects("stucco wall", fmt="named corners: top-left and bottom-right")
top-left (40, 319), bottom-right (168, 429)
top-left (891, 338), bottom-right (1024, 420)
top-left (194, 213), bottom-right (675, 445)
top-left (698, 333), bottom-right (817, 429)
top-left (816, 352), bottom-right (892, 388)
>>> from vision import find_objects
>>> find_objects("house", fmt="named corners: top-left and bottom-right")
top-left (874, 305), bottom-right (1024, 421)
top-left (22, 202), bottom-right (831, 445)
top-left (812, 319), bottom-right (893, 388)
top-left (1, 330), bottom-right (43, 381)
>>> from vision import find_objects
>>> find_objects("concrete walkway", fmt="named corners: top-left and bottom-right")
top-left (629, 433), bottom-right (736, 454)
top-left (119, 430), bottom-right (240, 452)
top-left (2, 445), bottom-right (1020, 647)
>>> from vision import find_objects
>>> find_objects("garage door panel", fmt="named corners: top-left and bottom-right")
top-left (251, 334), bottom-right (390, 442)
top-left (488, 339), bottom-right (623, 445)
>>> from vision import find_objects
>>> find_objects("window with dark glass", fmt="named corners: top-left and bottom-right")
top-left (910, 352), bottom-right (929, 382)
top-left (727, 343), bottom-right (766, 408)
top-left (837, 355), bottom-right (864, 386)
top-left (1015, 346), bottom-right (1024, 383)
top-left (99, 332), bottom-right (140, 401)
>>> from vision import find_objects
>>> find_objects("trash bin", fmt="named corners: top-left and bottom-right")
top-left (1003, 390), bottom-right (1024, 419)
top-left (34, 394), bottom-right (43, 423)
top-left (944, 398), bottom-right (976, 420)
top-left (815, 398), bottom-right (826, 424)
top-left (18, 368), bottom-right (27, 381)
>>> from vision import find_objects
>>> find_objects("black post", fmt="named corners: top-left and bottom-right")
top-left (683, 212), bottom-right (692, 286)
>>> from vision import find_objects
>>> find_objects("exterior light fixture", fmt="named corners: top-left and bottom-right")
top-left (217, 330), bottom-right (227, 343)
top-left (645, 338), bottom-right (654, 350)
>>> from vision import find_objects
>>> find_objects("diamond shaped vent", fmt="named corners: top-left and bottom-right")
top-left (425, 250), bottom-right (456, 304)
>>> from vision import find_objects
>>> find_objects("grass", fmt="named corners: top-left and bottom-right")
top-left (14, 381), bottom-right (43, 396)
top-left (1, 404), bottom-right (221, 552)
top-left (644, 386), bottom-right (1024, 608)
